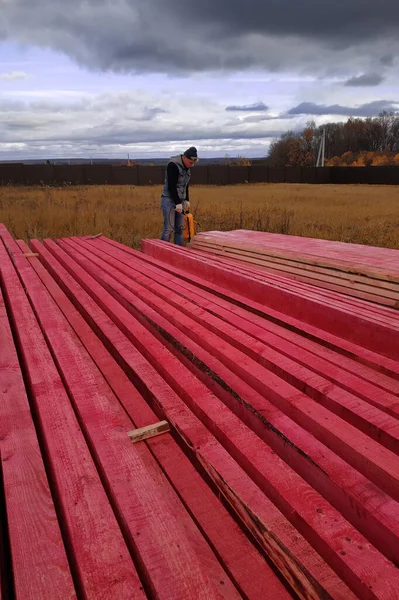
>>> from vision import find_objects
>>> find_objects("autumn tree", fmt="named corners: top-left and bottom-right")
top-left (269, 111), bottom-right (399, 166)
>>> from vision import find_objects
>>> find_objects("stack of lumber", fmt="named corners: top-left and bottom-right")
top-left (1, 223), bottom-right (399, 600)
top-left (189, 230), bottom-right (399, 309)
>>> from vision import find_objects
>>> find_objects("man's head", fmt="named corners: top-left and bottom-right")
top-left (182, 146), bottom-right (199, 167)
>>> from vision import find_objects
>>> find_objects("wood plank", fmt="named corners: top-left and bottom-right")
top-left (0, 252), bottom-right (76, 600)
top-left (190, 238), bottom-right (399, 294)
top-left (138, 239), bottom-right (399, 386)
top-left (50, 236), bottom-right (399, 600)
top-left (83, 238), bottom-right (399, 452)
top-left (127, 421), bottom-right (170, 443)
top-left (12, 239), bottom-right (241, 600)
top-left (0, 231), bottom-right (146, 599)
top-left (134, 249), bottom-right (399, 493)
top-left (97, 236), bottom-right (399, 393)
top-left (141, 239), bottom-right (399, 377)
top-left (76, 235), bottom-right (399, 567)
top-left (28, 238), bottom-right (293, 600)
top-left (191, 245), bottom-right (399, 320)
top-left (190, 241), bottom-right (399, 308)
top-left (42, 237), bottom-right (362, 600)
top-left (194, 231), bottom-right (399, 283)
top-left (107, 242), bottom-right (399, 417)
top-left (154, 242), bottom-right (399, 327)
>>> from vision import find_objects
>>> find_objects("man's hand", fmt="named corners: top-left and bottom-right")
top-left (183, 200), bottom-right (190, 211)
top-left (175, 203), bottom-right (183, 213)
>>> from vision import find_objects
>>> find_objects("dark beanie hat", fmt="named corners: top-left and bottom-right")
top-left (183, 146), bottom-right (199, 161)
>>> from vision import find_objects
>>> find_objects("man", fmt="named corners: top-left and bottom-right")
top-left (160, 146), bottom-right (199, 245)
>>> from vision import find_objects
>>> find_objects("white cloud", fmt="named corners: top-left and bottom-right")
top-left (1, 70), bottom-right (28, 80)
top-left (0, 89), bottom-right (291, 159)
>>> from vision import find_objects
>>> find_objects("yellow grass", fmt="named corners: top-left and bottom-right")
top-left (1, 183), bottom-right (398, 249)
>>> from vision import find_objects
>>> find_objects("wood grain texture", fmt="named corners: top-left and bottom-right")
top-left (0, 229), bottom-right (145, 599)
top-left (192, 230), bottom-right (399, 282)
top-left (141, 239), bottom-right (399, 380)
top-left (190, 239), bottom-right (399, 300)
top-left (83, 238), bottom-right (399, 453)
top-left (40, 236), bottom-right (361, 599)
top-left (127, 421), bottom-right (170, 443)
top-left (0, 254), bottom-right (76, 600)
top-left (47, 236), bottom-right (399, 600)
top-left (140, 240), bottom-right (399, 362)
top-left (13, 238), bottom-right (241, 600)
top-left (75, 235), bottom-right (399, 566)
top-left (94, 236), bottom-right (399, 393)
top-left (28, 237), bottom-right (292, 600)
top-left (3, 222), bottom-right (398, 600)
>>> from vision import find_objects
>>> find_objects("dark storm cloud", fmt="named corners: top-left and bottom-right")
top-left (380, 54), bottom-right (395, 66)
top-left (1, 1), bottom-right (399, 74)
top-left (344, 73), bottom-right (384, 87)
top-left (226, 102), bottom-right (268, 112)
top-left (288, 100), bottom-right (399, 117)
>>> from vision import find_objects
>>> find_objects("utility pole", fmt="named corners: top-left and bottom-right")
top-left (316, 129), bottom-right (326, 167)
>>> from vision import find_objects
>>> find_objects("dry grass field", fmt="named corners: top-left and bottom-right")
top-left (1, 183), bottom-right (398, 249)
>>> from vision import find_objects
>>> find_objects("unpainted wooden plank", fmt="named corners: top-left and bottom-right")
top-left (127, 420), bottom-right (170, 443)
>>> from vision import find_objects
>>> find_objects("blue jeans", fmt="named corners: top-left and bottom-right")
top-left (160, 196), bottom-right (184, 246)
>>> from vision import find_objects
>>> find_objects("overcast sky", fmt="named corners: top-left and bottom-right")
top-left (1, 0), bottom-right (398, 159)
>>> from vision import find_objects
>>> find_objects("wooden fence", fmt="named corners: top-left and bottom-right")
top-left (1, 163), bottom-right (399, 186)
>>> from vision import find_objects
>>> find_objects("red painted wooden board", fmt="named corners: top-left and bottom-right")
top-left (9, 240), bottom-right (239, 600)
top-left (72, 235), bottom-right (399, 568)
top-left (141, 239), bottom-right (399, 379)
top-left (188, 242), bottom-right (399, 320)
top-left (0, 249), bottom-right (76, 600)
top-left (99, 236), bottom-right (399, 393)
top-left (143, 239), bottom-right (399, 323)
top-left (0, 229), bottom-right (146, 599)
top-left (190, 240), bottom-right (399, 306)
top-left (79, 237), bottom-right (399, 454)
top-left (142, 241), bottom-right (399, 333)
top-left (143, 241), bottom-right (399, 357)
top-left (156, 238), bottom-right (399, 323)
top-left (194, 230), bottom-right (399, 282)
top-left (40, 237), bottom-right (360, 600)
top-left (112, 288), bottom-right (399, 504)
top-left (49, 236), bottom-right (399, 600)
top-left (189, 242), bottom-right (399, 311)
top-left (93, 239), bottom-right (399, 418)
top-left (190, 238), bottom-right (399, 296)
top-left (27, 239), bottom-right (292, 600)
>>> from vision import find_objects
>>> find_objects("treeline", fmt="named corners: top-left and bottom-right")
top-left (268, 112), bottom-right (399, 167)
